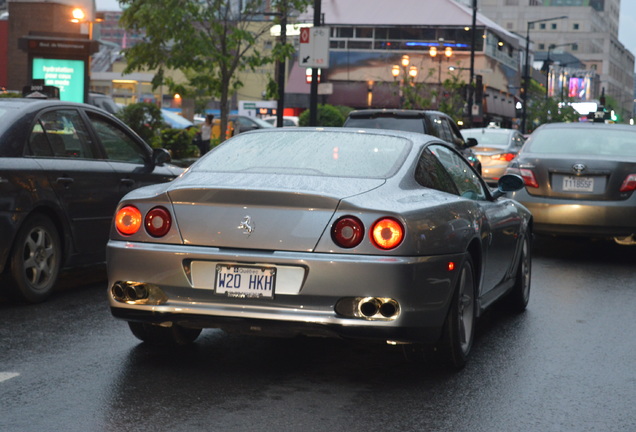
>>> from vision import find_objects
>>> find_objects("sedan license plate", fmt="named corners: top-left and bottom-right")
top-left (215, 265), bottom-right (276, 298)
top-left (563, 176), bottom-right (594, 192)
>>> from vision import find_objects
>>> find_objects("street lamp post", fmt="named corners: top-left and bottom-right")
top-left (391, 55), bottom-right (417, 108)
top-left (429, 40), bottom-right (452, 109)
top-left (521, 15), bottom-right (567, 134)
top-left (429, 41), bottom-right (453, 85)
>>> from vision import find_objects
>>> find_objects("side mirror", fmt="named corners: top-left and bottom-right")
top-left (152, 148), bottom-right (171, 166)
top-left (465, 137), bottom-right (478, 148)
top-left (492, 174), bottom-right (524, 199)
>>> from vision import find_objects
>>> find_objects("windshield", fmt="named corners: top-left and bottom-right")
top-left (527, 127), bottom-right (636, 157)
top-left (462, 130), bottom-right (510, 147)
top-left (194, 130), bottom-right (411, 178)
top-left (161, 110), bottom-right (193, 129)
top-left (344, 117), bottom-right (425, 134)
top-left (250, 117), bottom-right (275, 128)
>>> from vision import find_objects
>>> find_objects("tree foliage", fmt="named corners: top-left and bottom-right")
top-left (118, 0), bottom-right (311, 141)
top-left (526, 79), bottom-right (580, 132)
top-left (116, 102), bottom-right (164, 144)
top-left (298, 104), bottom-right (345, 127)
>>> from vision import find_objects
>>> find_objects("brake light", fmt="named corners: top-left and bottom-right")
top-left (332, 216), bottom-right (364, 248)
top-left (115, 206), bottom-right (142, 235)
top-left (493, 153), bottom-right (516, 162)
top-left (145, 206), bottom-right (172, 237)
top-left (371, 218), bottom-right (404, 250)
top-left (619, 174), bottom-right (636, 192)
top-left (519, 168), bottom-right (539, 188)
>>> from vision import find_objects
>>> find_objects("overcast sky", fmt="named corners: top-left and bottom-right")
top-left (94, 0), bottom-right (636, 69)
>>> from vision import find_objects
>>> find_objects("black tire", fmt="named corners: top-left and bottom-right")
top-left (128, 322), bottom-right (202, 346)
top-left (9, 215), bottom-right (62, 303)
top-left (440, 255), bottom-right (476, 370)
top-left (507, 234), bottom-right (532, 313)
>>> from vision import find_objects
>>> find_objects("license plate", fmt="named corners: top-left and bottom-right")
top-left (215, 265), bottom-right (276, 298)
top-left (563, 176), bottom-right (594, 192)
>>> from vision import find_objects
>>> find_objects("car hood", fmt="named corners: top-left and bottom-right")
top-left (166, 172), bottom-right (385, 251)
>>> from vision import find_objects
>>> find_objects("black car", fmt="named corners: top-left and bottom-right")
top-left (0, 98), bottom-right (183, 302)
top-left (343, 109), bottom-right (481, 173)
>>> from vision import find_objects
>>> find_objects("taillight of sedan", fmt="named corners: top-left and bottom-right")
top-left (492, 152), bottom-right (516, 162)
top-left (619, 174), bottom-right (636, 192)
top-left (115, 205), bottom-right (173, 237)
top-left (505, 165), bottom-right (538, 188)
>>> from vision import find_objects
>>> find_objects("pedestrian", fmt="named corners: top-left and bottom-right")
top-left (198, 114), bottom-right (214, 156)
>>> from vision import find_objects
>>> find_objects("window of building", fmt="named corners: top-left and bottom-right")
top-left (356, 27), bottom-right (373, 38)
top-left (540, 23), bottom-right (546, 30)
top-left (335, 27), bottom-right (353, 38)
top-left (573, 23), bottom-right (580, 30)
top-left (551, 23), bottom-right (557, 30)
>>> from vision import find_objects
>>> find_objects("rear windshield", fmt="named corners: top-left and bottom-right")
top-left (193, 130), bottom-right (411, 178)
top-left (527, 127), bottom-right (636, 157)
top-left (461, 130), bottom-right (510, 147)
top-left (344, 117), bottom-right (425, 134)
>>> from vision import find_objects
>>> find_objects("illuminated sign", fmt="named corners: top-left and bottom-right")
top-left (32, 58), bottom-right (85, 103)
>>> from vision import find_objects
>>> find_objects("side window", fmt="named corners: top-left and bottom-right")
top-left (87, 113), bottom-right (147, 164)
top-left (513, 133), bottom-right (525, 149)
top-left (415, 147), bottom-right (459, 195)
top-left (429, 144), bottom-right (486, 201)
top-left (446, 120), bottom-right (466, 147)
top-left (28, 109), bottom-right (94, 158)
top-left (426, 115), bottom-right (447, 141)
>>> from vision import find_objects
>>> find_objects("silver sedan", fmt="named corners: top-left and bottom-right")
top-left (505, 122), bottom-right (636, 245)
top-left (107, 128), bottom-right (532, 369)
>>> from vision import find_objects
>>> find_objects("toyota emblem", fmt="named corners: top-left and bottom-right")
top-left (572, 163), bottom-right (586, 174)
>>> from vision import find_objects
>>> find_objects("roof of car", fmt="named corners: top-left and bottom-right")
top-left (535, 122), bottom-right (636, 131)
top-left (0, 98), bottom-right (98, 111)
top-left (347, 109), bottom-right (448, 119)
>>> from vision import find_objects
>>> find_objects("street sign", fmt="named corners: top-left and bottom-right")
top-left (298, 27), bottom-right (330, 68)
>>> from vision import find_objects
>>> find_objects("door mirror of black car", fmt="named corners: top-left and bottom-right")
top-left (492, 174), bottom-right (524, 199)
top-left (152, 148), bottom-right (172, 166)
top-left (465, 137), bottom-right (478, 148)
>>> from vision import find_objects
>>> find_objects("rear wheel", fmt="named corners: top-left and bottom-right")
top-left (507, 234), bottom-right (532, 312)
top-left (9, 215), bottom-right (62, 303)
top-left (128, 322), bottom-right (202, 346)
top-left (440, 256), bottom-right (476, 369)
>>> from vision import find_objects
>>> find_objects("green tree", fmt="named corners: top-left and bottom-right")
top-left (116, 102), bottom-right (164, 145)
top-left (437, 70), bottom-right (469, 123)
top-left (526, 80), bottom-right (579, 132)
top-left (393, 67), bottom-right (436, 110)
top-left (119, 0), bottom-right (311, 141)
top-left (298, 104), bottom-right (345, 127)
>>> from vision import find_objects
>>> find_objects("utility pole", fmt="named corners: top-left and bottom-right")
top-left (275, 0), bottom-right (287, 128)
top-left (467, 0), bottom-right (477, 128)
top-left (309, 0), bottom-right (321, 126)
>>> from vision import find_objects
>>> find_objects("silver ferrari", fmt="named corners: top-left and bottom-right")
top-left (107, 128), bottom-right (533, 368)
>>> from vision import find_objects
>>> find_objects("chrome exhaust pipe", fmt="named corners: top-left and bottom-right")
top-left (358, 297), bottom-right (381, 317)
top-left (124, 284), bottom-right (149, 301)
top-left (111, 282), bottom-right (126, 302)
top-left (379, 299), bottom-right (400, 318)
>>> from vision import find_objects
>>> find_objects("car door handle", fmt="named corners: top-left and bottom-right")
top-left (120, 178), bottom-right (135, 187)
top-left (56, 177), bottom-right (75, 188)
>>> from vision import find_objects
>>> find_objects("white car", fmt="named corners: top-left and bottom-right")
top-left (262, 116), bottom-right (299, 127)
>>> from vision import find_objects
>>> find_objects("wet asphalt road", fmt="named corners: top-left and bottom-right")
top-left (1, 236), bottom-right (636, 432)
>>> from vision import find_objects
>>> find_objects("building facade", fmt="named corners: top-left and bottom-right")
top-left (292, 0), bottom-right (529, 127)
top-left (460, 0), bottom-right (635, 119)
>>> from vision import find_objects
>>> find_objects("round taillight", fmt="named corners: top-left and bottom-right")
top-left (145, 206), bottom-right (172, 237)
top-left (332, 216), bottom-right (365, 248)
top-left (371, 218), bottom-right (404, 250)
top-left (115, 206), bottom-right (142, 236)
